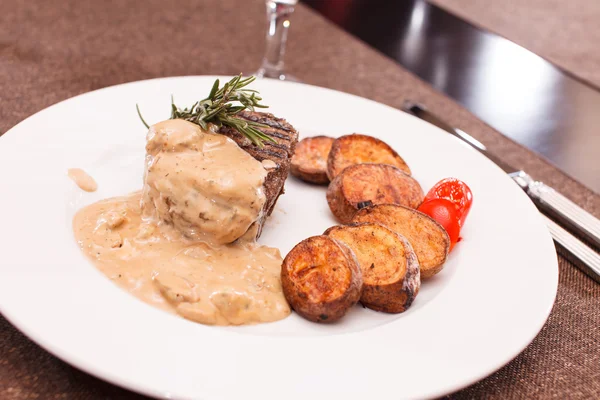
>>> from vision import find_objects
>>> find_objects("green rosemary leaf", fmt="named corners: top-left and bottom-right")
top-left (207, 79), bottom-right (219, 100)
top-left (228, 106), bottom-right (246, 113)
top-left (197, 119), bottom-right (208, 130)
top-left (136, 104), bottom-right (150, 129)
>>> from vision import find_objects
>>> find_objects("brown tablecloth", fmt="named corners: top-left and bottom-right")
top-left (1, 0), bottom-right (599, 398)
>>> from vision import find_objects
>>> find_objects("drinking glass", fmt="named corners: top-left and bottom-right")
top-left (255, 0), bottom-right (298, 81)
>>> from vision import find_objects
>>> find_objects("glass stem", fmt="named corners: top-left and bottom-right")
top-left (258, 1), bottom-right (295, 79)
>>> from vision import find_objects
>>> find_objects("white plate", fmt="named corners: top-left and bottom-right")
top-left (0, 76), bottom-right (558, 400)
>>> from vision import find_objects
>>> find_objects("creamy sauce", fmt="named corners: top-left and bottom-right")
top-left (142, 120), bottom-right (268, 245)
top-left (68, 168), bottom-right (97, 192)
top-left (73, 193), bottom-right (290, 325)
top-left (72, 119), bottom-right (291, 326)
top-left (261, 159), bottom-right (278, 170)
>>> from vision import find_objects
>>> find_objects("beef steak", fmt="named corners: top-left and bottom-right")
top-left (218, 111), bottom-right (299, 234)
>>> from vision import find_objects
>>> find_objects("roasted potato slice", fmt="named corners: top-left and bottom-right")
top-left (290, 136), bottom-right (334, 184)
top-left (325, 223), bottom-right (420, 313)
top-left (353, 204), bottom-right (450, 278)
top-left (327, 134), bottom-right (411, 179)
top-left (281, 235), bottom-right (363, 322)
top-left (326, 163), bottom-right (424, 223)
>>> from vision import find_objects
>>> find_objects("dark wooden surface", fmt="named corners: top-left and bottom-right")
top-left (303, 0), bottom-right (600, 194)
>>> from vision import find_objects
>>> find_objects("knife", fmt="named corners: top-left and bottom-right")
top-left (403, 102), bottom-right (600, 283)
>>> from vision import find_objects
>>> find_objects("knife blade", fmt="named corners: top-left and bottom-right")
top-left (403, 102), bottom-right (600, 283)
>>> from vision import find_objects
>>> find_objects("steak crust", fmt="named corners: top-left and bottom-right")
top-left (218, 111), bottom-right (299, 235)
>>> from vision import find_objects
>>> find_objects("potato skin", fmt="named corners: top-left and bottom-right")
top-left (353, 204), bottom-right (450, 278)
top-left (281, 235), bottom-right (363, 322)
top-left (290, 136), bottom-right (334, 184)
top-left (327, 134), bottom-right (411, 180)
top-left (326, 163), bottom-right (424, 223)
top-left (324, 223), bottom-right (420, 313)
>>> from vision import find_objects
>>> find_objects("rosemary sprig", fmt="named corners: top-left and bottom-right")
top-left (137, 74), bottom-right (274, 146)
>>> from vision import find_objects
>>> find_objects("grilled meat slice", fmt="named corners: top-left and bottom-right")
top-left (218, 111), bottom-right (299, 233)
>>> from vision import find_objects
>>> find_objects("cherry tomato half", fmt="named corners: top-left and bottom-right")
top-left (418, 198), bottom-right (461, 250)
top-left (424, 178), bottom-right (473, 227)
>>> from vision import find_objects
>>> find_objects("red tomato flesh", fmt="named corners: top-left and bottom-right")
top-left (418, 198), bottom-right (461, 251)
top-left (423, 178), bottom-right (473, 227)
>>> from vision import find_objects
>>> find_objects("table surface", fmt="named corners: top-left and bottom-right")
top-left (1, 0), bottom-right (599, 399)
top-left (429, 0), bottom-right (600, 90)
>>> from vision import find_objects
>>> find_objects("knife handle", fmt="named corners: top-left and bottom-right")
top-left (529, 181), bottom-right (600, 251)
top-left (511, 171), bottom-right (600, 250)
top-left (542, 214), bottom-right (600, 283)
